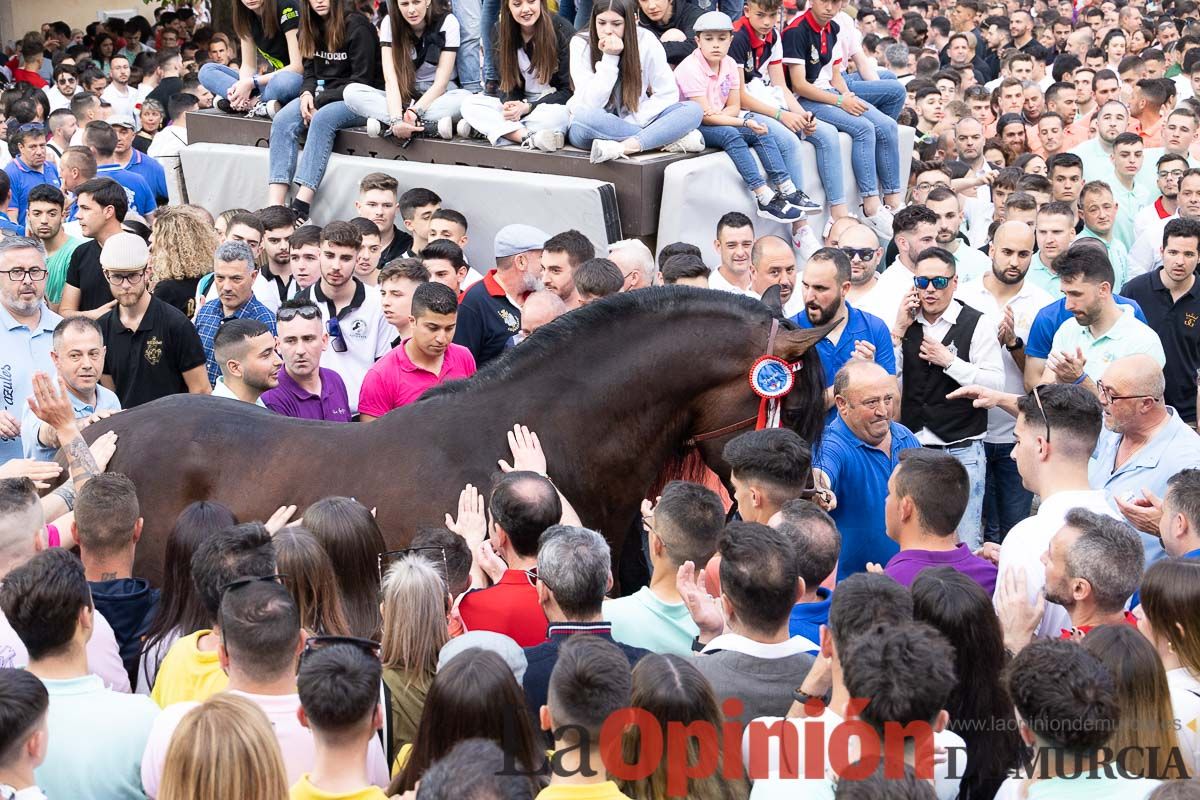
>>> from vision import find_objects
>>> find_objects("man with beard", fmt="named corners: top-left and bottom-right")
top-left (296, 222), bottom-right (394, 415)
top-left (1075, 181), bottom-right (1131, 290)
top-left (359, 282), bottom-right (476, 420)
top-left (195, 241), bottom-right (277, 387)
top-left (1041, 249), bottom-right (1164, 394)
top-left (858, 205), bottom-right (938, 327)
top-left (925, 187), bottom-right (992, 283)
top-left (96, 233), bottom-right (209, 407)
top-left (1122, 219), bottom-right (1200, 425)
top-left (210, 319), bottom-right (282, 407)
top-left (0, 236), bottom-right (61, 464)
top-left (20, 316), bottom-right (120, 460)
top-left (708, 212), bottom-right (756, 297)
top-left (748, 236), bottom-right (797, 314)
top-left (792, 248), bottom-right (895, 420)
top-left (26, 185), bottom-right (83, 309)
top-left (541, 230), bottom-right (594, 310)
top-left (1070, 100), bottom-right (1131, 180)
top-left (60, 178), bottom-right (126, 319)
top-left (893, 246), bottom-right (1005, 550)
top-left (455, 224), bottom-right (548, 368)
top-left (261, 299), bottom-right (351, 422)
top-left (839, 223), bottom-right (884, 306)
top-left (5, 124), bottom-right (60, 228)
top-left (957, 221), bottom-right (1051, 542)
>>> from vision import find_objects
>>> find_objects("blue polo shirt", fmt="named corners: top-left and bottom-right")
top-left (453, 269), bottom-right (521, 367)
top-left (5, 157), bottom-right (60, 227)
top-left (1185, 548), bottom-right (1200, 560)
top-left (120, 149), bottom-right (169, 204)
top-left (815, 415), bottom-right (922, 580)
top-left (1026, 294), bottom-right (1147, 359)
top-left (0, 303), bottom-right (62, 464)
top-left (94, 163), bottom-right (157, 219)
top-left (20, 384), bottom-right (122, 460)
top-left (792, 301), bottom-right (896, 422)
top-left (788, 587), bottom-right (831, 648)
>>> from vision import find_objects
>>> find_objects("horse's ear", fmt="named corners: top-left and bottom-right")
top-left (759, 285), bottom-right (784, 315)
top-left (773, 316), bottom-right (843, 363)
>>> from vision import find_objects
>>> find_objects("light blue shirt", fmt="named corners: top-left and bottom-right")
top-left (0, 303), bottom-right (61, 464)
top-left (35, 674), bottom-right (159, 800)
top-left (604, 586), bottom-right (699, 657)
top-left (1074, 228), bottom-right (1131, 291)
top-left (1090, 407), bottom-right (1200, 565)
top-left (19, 384), bottom-right (121, 460)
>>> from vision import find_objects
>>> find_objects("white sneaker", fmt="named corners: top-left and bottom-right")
top-left (663, 130), bottom-right (705, 154)
top-left (590, 139), bottom-right (629, 164)
top-left (437, 117), bottom-right (455, 140)
top-left (793, 224), bottom-right (820, 262)
top-left (522, 129), bottom-right (564, 152)
top-left (457, 118), bottom-right (473, 139)
top-left (365, 117), bottom-right (387, 138)
top-left (863, 206), bottom-right (894, 241)
top-left (265, 100), bottom-right (281, 119)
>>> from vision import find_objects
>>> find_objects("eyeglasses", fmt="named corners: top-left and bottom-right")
top-left (914, 276), bottom-right (953, 290)
top-left (103, 269), bottom-right (145, 285)
top-left (1031, 383), bottom-right (1051, 444)
top-left (277, 305), bottom-right (321, 322)
top-left (916, 181), bottom-right (951, 192)
top-left (300, 635), bottom-right (381, 665)
top-left (1159, 169), bottom-right (1185, 179)
top-left (326, 317), bottom-right (348, 353)
top-left (377, 546), bottom-right (449, 581)
top-left (841, 247), bottom-right (877, 262)
top-left (1096, 380), bottom-right (1155, 405)
top-left (219, 573), bottom-right (289, 596)
top-left (3, 267), bottom-right (47, 282)
top-left (524, 567), bottom-right (554, 591)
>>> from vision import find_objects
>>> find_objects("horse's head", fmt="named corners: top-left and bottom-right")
top-left (685, 311), bottom-right (832, 484)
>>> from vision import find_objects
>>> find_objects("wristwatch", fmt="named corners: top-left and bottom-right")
top-left (792, 687), bottom-right (818, 705)
top-left (1005, 336), bottom-right (1024, 352)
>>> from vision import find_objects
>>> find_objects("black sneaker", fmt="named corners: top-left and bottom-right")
top-left (756, 194), bottom-right (803, 223)
top-left (484, 80), bottom-right (501, 97)
top-left (783, 189), bottom-right (822, 212)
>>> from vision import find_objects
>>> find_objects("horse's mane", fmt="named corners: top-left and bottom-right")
top-left (423, 286), bottom-right (778, 398)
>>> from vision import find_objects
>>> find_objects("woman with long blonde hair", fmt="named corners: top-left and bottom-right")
top-left (149, 206), bottom-right (220, 318)
top-left (158, 694), bottom-right (289, 800)
top-left (379, 553), bottom-right (450, 762)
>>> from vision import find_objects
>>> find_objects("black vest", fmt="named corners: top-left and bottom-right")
top-left (900, 300), bottom-right (988, 444)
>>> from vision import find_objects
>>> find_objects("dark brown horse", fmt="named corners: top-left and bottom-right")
top-left (82, 287), bottom-right (829, 586)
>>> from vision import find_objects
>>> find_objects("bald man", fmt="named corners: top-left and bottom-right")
top-left (815, 360), bottom-right (922, 578)
top-left (834, 224), bottom-right (884, 307)
top-left (750, 236), bottom-right (798, 314)
top-left (519, 290), bottom-right (567, 339)
top-left (1092, 354), bottom-right (1200, 564)
top-left (957, 221), bottom-right (1053, 542)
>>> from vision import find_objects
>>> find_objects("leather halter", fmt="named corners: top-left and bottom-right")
top-left (685, 318), bottom-right (786, 447)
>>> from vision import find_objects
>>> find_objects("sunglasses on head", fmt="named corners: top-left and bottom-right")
top-left (219, 573), bottom-right (289, 596)
top-left (277, 305), bottom-right (321, 322)
top-left (300, 635), bottom-right (381, 665)
top-left (840, 247), bottom-right (876, 262)
top-left (914, 276), bottom-right (952, 290)
top-left (326, 317), bottom-right (348, 353)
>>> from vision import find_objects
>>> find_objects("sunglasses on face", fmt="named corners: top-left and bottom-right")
top-left (326, 317), bottom-right (348, 352)
top-left (277, 305), bottom-right (321, 322)
top-left (841, 247), bottom-right (876, 262)
top-left (914, 276), bottom-right (952, 290)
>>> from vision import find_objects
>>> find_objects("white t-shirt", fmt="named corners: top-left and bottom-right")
top-left (994, 488), bottom-right (1124, 639)
top-left (1167, 667), bottom-right (1200, 773)
top-left (300, 280), bottom-right (395, 413)
top-left (708, 267), bottom-right (757, 297)
top-left (379, 13), bottom-right (461, 86)
top-left (856, 261), bottom-right (917, 335)
top-left (140, 690), bottom-right (391, 797)
top-left (955, 277), bottom-right (1054, 443)
top-left (101, 83), bottom-right (139, 122)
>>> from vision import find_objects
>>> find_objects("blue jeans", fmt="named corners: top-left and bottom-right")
top-left (799, 94), bottom-right (900, 198)
top-left (268, 98), bottom-right (365, 191)
top-left (556, 0), bottom-right (592, 28)
top-left (198, 63), bottom-right (304, 105)
top-left (700, 120), bottom-right (790, 192)
top-left (453, 0), bottom-right (483, 91)
top-left (759, 114), bottom-right (844, 207)
top-left (936, 439), bottom-right (986, 552)
top-left (843, 74), bottom-right (905, 120)
top-left (983, 441), bottom-right (1033, 543)
top-left (567, 103), bottom-right (703, 152)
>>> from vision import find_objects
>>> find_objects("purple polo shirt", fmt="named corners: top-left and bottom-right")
top-left (883, 543), bottom-right (998, 595)
top-left (260, 367), bottom-right (352, 422)
top-left (357, 340), bottom-right (476, 418)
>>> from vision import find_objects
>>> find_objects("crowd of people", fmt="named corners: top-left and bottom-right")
top-left (3, 0), bottom-right (1200, 798)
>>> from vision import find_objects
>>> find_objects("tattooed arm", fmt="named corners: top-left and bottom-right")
top-left (27, 373), bottom-right (116, 494)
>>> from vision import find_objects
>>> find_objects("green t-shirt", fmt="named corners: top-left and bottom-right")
top-left (45, 237), bottom-right (85, 305)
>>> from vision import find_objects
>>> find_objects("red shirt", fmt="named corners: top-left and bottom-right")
top-left (356, 338), bottom-right (476, 418)
top-left (1059, 611), bottom-right (1139, 639)
top-left (11, 68), bottom-right (47, 89)
top-left (457, 569), bottom-right (549, 648)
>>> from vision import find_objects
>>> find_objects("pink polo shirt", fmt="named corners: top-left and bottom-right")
top-left (357, 340), bottom-right (477, 418)
top-left (674, 48), bottom-right (738, 113)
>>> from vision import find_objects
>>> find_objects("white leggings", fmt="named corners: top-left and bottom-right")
top-left (459, 94), bottom-right (570, 145)
top-left (342, 83), bottom-right (473, 122)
